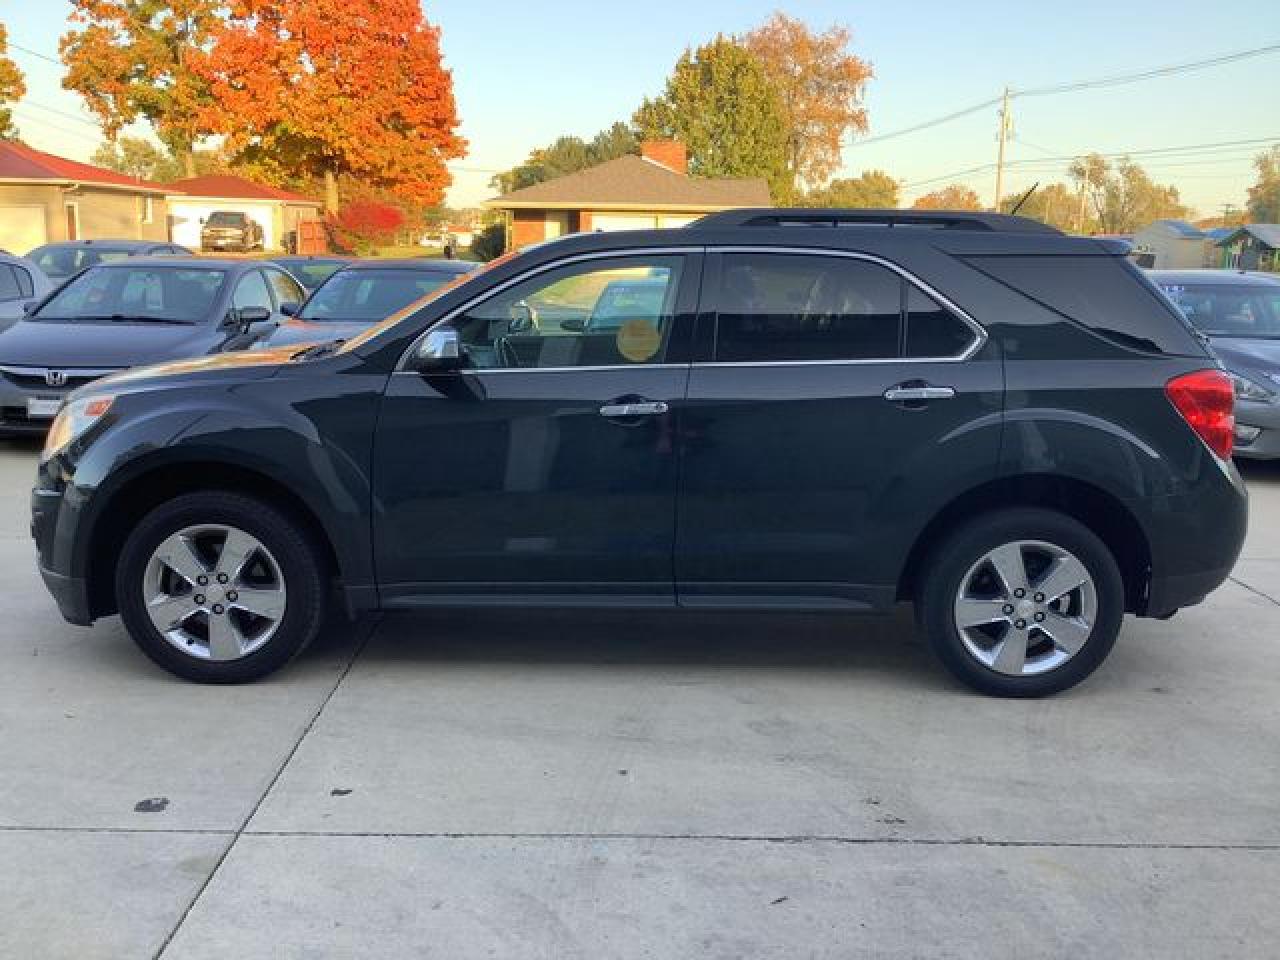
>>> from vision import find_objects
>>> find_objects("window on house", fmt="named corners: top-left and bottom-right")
top-left (141, 196), bottom-right (154, 224)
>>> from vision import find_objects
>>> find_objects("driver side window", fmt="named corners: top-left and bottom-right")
top-left (454, 256), bottom-right (683, 369)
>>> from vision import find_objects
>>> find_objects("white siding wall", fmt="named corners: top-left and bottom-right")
top-left (167, 198), bottom-right (276, 249)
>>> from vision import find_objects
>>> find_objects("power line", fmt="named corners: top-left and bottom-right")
top-left (852, 43), bottom-right (1280, 149)
top-left (7, 41), bottom-right (61, 66)
top-left (19, 98), bottom-right (101, 129)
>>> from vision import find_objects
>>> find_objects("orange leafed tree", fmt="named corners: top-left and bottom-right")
top-left (912, 184), bottom-right (984, 211)
top-left (0, 24), bottom-right (26, 140)
top-left (194, 0), bottom-right (465, 211)
top-left (743, 12), bottom-right (873, 193)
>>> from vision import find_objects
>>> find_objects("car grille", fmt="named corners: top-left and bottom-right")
top-left (0, 366), bottom-right (121, 391)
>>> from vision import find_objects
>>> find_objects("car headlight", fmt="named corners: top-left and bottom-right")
top-left (1228, 371), bottom-right (1274, 403)
top-left (41, 395), bottom-right (114, 462)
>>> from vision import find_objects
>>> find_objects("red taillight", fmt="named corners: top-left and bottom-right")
top-left (1166, 369), bottom-right (1235, 460)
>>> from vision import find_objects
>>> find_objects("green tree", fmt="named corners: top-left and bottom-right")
top-left (805, 169), bottom-right (899, 208)
top-left (1069, 154), bottom-right (1189, 233)
top-left (633, 36), bottom-right (788, 202)
top-left (91, 136), bottom-right (182, 181)
top-left (1000, 182), bottom-right (1091, 232)
top-left (492, 122), bottom-right (636, 194)
top-left (0, 24), bottom-right (26, 141)
top-left (1247, 145), bottom-right (1280, 223)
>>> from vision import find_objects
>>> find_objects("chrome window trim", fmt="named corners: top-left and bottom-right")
top-left (702, 246), bottom-right (987, 365)
top-left (394, 247), bottom-right (703, 373)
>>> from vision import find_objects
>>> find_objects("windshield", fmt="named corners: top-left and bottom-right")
top-left (1157, 282), bottom-right (1280, 339)
top-left (300, 268), bottom-right (465, 323)
top-left (35, 265), bottom-right (226, 323)
top-left (277, 259), bottom-right (345, 291)
top-left (29, 245), bottom-right (134, 278)
top-left (206, 212), bottom-right (245, 227)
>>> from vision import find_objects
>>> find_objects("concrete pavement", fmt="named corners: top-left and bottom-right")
top-left (1, 437), bottom-right (1277, 958)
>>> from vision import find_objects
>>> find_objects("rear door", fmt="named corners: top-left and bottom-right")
top-left (676, 248), bottom-right (1004, 610)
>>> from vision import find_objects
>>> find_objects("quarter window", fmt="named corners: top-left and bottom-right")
top-left (714, 253), bottom-right (903, 362)
top-left (265, 268), bottom-right (304, 309)
top-left (905, 285), bottom-right (976, 358)
top-left (453, 257), bottom-right (683, 369)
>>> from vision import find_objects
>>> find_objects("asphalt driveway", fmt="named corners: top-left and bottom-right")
top-left (1, 437), bottom-right (1277, 958)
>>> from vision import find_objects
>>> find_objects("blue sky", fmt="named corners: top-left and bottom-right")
top-left (2, 0), bottom-right (1277, 215)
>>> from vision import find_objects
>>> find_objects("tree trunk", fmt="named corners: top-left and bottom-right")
top-left (181, 149), bottom-right (196, 179)
top-left (324, 168), bottom-right (339, 213)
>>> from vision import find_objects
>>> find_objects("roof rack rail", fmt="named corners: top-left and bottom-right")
top-left (689, 207), bottom-right (1062, 235)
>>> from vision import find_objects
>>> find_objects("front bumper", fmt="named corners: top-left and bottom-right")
top-left (0, 379), bottom-right (70, 436)
top-left (32, 482), bottom-right (92, 625)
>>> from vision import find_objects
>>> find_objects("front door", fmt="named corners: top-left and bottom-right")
top-left (373, 252), bottom-right (700, 606)
top-left (676, 250), bottom-right (1003, 610)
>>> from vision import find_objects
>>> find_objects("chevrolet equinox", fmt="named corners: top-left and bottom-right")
top-left (31, 209), bottom-right (1248, 696)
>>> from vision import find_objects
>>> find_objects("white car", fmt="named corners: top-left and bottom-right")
top-left (0, 253), bottom-right (53, 333)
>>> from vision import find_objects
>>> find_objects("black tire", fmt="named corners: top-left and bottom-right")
top-left (116, 491), bottom-right (327, 683)
top-left (917, 508), bottom-right (1124, 697)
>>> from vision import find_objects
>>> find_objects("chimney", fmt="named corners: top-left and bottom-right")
top-left (640, 140), bottom-right (687, 175)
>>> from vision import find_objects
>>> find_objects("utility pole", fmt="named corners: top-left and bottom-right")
top-left (1220, 203), bottom-right (1235, 227)
top-left (993, 86), bottom-right (1012, 212)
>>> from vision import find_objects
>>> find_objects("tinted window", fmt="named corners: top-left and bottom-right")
top-left (265, 268), bottom-right (304, 308)
top-left (207, 212), bottom-right (245, 226)
top-left (1156, 282), bottom-right (1280, 339)
top-left (0, 265), bottom-right (21, 300)
top-left (278, 260), bottom-right (344, 291)
top-left (905, 285), bottom-right (975, 357)
top-left (714, 253), bottom-right (901, 362)
top-left (966, 255), bottom-right (1202, 355)
top-left (233, 271), bottom-right (274, 311)
top-left (36, 266), bottom-right (226, 323)
top-left (454, 257), bottom-right (682, 369)
top-left (301, 268), bottom-right (466, 322)
top-left (29, 246), bottom-right (133, 278)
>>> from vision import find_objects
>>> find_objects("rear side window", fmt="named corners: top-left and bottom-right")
top-left (965, 255), bottom-right (1202, 355)
top-left (0, 265), bottom-right (22, 300)
top-left (713, 252), bottom-right (977, 362)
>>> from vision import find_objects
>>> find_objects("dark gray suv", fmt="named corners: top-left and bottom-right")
top-left (31, 209), bottom-right (1247, 696)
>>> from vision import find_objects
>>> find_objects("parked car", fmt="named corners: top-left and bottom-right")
top-left (257, 258), bottom-right (478, 349)
top-left (27, 239), bottom-right (193, 282)
top-left (32, 209), bottom-right (1246, 696)
top-left (1151, 269), bottom-right (1280, 459)
top-left (201, 212), bottom-right (265, 253)
top-left (271, 255), bottom-right (352, 292)
top-left (1, 258), bottom-right (303, 435)
top-left (0, 252), bottom-right (54, 333)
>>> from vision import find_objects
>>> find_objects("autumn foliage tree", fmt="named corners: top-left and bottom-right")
top-left (1247, 145), bottom-right (1280, 223)
top-left (805, 170), bottom-right (899, 208)
top-left (194, 0), bottom-right (465, 211)
top-left (61, 0), bottom-right (223, 176)
top-left (1069, 154), bottom-right (1189, 233)
top-left (743, 12), bottom-right (872, 192)
top-left (0, 24), bottom-right (25, 141)
top-left (912, 184), bottom-right (984, 211)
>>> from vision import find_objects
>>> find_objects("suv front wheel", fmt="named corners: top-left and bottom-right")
top-left (918, 508), bottom-right (1124, 697)
top-left (116, 492), bottom-right (327, 683)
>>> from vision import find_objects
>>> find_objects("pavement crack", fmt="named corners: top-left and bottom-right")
top-left (151, 615), bottom-right (379, 960)
top-left (1229, 575), bottom-right (1280, 607)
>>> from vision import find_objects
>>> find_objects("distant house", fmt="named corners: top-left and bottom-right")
top-left (1215, 224), bottom-right (1280, 272)
top-left (0, 141), bottom-right (171, 253)
top-left (1131, 219), bottom-right (1212, 269)
top-left (165, 174), bottom-right (323, 252)
top-left (484, 140), bottom-right (771, 250)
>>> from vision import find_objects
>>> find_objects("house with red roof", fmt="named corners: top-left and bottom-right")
top-left (0, 140), bottom-right (172, 254)
top-left (165, 174), bottom-right (323, 252)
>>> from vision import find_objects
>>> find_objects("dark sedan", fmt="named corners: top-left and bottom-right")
top-left (258, 258), bottom-right (478, 349)
top-left (270, 255), bottom-right (351, 292)
top-left (1153, 269), bottom-right (1280, 459)
top-left (0, 257), bottom-right (303, 435)
top-left (27, 239), bottom-right (193, 282)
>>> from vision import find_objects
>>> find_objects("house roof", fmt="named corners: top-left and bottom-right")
top-left (1216, 224), bottom-right (1280, 249)
top-left (166, 174), bottom-right (319, 204)
top-left (485, 154), bottom-right (770, 212)
top-left (1148, 219), bottom-right (1204, 239)
top-left (1203, 227), bottom-right (1234, 242)
top-left (0, 140), bottom-right (171, 194)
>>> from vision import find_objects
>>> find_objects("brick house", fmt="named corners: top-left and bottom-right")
top-left (0, 140), bottom-right (171, 253)
top-left (484, 140), bottom-right (771, 250)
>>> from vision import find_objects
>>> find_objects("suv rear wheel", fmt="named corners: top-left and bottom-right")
top-left (116, 492), bottom-right (326, 683)
top-left (917, 508), bottom-right (1124, 697)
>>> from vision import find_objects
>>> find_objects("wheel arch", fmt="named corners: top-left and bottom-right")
top-left (896, 473), bottom-right (1153, 614)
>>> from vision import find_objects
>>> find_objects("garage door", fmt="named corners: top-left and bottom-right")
top-left (0, 206), bottom-right (48, 254)
top-left (591, 214), bottom-right (659, 232)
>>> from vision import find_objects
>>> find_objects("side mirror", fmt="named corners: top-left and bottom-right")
top-left (559, 316), bottom-right (586, 332)
top-left (413, 325), bottom-right (461, 370)
top-left (508, 299), bottom-right (538, 333)
top-left (280, 301), bottom-right (301, 317)
top-left (238, 305), bottom-right (271, 327)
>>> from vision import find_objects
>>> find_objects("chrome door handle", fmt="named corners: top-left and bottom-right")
top-left (883, 385), bottom-right (956, 402)
top-left (599, 401), bottom-right (669, 417)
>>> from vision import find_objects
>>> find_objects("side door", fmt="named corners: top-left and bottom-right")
top-left (373, 251), bottom-right (701, 606)
top-left (676, 249), bottom-right (1003, 610)
top-left (220, 269), bottom-right (278, 350)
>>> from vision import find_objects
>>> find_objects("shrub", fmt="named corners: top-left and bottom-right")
top-left (326, 200), bottom-right (406, 254)
top-left (470, 222), bottom-right (507, 261)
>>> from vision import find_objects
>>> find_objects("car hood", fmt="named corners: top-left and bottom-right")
top-left (261, 318), bottom-right (371, 349)
top-left (0, 319), bottom-right (217, 368)
top-left (1208, 336), bottom-right (1280, 373)
top-left (90, 345), bottom-right (298, 391)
